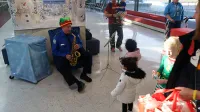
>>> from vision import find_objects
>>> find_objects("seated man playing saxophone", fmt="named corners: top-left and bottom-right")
top-left (52, 17), bottom-right (92, 93)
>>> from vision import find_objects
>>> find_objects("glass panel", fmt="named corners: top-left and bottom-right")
top-left (179, 0), bottom-right (198, 17)
top-left (43, 0), bottom-right (65, 4)
top-left (137, 0), bottom-right (198, 16)
top-left (138, 0), bottom-right (167, 15)
top-left (0, 1), bottom-right (9, 16)
top-left (126, 0), bottom-right (135, 11)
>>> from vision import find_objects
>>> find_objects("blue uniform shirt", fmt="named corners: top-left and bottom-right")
top-left (117, 1), bottom-right (126, 12)
top-left (52, 29), bottom-right (83, 57)
top-left (164, 2), bottom-right (184, 21)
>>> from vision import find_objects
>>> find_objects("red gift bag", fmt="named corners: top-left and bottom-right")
top-left (155, 89), bottom-right (195, 112)
top-left (138, 95), bottom-right (162, 112)
top-left (152, 93), bottom-right (166, 101)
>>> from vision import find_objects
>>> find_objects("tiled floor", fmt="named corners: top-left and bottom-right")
top-left (0, 11), bottom-right (165, 112)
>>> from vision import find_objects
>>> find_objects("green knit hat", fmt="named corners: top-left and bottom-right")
top-left (59, 17), bottom-right (72, 27)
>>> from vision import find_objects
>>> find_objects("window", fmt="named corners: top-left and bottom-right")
top-left (138, 0), bottom-right (167, 15)
top-left (43, 0), bottom-right (65, 4)
top-left (179, 0), bottom-right (198, 17)
top-left (137, 0), bottom-right (198, 16)
top-left (126, 0), bottom-right (135, 11)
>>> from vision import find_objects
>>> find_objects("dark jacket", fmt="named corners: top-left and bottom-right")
top-left (166, 30), bottom-right (200, 90)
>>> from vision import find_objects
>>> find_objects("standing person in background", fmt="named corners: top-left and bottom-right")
top-left (164, 0), bottom-right (184, 39)
top-left (104, 0), bottom-right (124, 52)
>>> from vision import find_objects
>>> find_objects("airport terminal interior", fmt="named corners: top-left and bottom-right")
top-left (0, 0), bottom-right (198, 112)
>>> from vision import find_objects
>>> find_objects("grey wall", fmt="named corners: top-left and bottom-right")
top-left (14, 26), bottom-right (86, 63)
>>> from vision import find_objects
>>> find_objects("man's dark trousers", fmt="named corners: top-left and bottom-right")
top-left (109, 24), bottom-right (123, 49)
top-left (53, 48), bottom-right (92, 86)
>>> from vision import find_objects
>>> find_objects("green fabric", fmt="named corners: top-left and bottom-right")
top-left (157, 55), bottom-right (174, 88)
top-left (59, 17), bottom-right (71, 24)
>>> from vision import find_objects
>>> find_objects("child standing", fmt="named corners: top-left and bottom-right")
top-left (125, 39), bottom-right (141, 62)
top-left (152, 36), bottom-right (182, 90)
top-left (111, 57), bottom-right (146, 112)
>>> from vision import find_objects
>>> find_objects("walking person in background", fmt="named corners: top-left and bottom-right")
top-left (164, 0), bottom-right (184, 39)
top-left (104, 0), bottom-right (124, 52)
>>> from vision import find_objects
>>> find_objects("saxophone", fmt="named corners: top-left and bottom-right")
top-left (70, 33), bottom-right (81, 66)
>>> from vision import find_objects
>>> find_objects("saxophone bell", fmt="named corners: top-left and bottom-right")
top-left (75, 51), bottom-right (81, 57)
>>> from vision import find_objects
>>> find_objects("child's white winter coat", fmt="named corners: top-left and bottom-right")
top-left (111, 72), bottom-right (141, 103)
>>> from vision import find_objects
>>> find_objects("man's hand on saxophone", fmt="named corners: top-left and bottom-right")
top-left (66, 54), bottom-right (72, 61)
top-left (74, 44), bottom-right (80, 50)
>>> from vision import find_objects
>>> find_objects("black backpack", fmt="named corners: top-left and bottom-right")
top-left (86, 28), bottom-right (92, 40)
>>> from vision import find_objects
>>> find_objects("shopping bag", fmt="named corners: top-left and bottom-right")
top-left (138, 94), bottom-right (161, 112)
top-left (161, 100), bottom-right (195, 112)
top-left (161, 101), bottom-right (183, 112)
top-left (138, 100), bottom-right (145, 112)
top-left (155, 89), bottom-right (195, 112)
top-left (155, 108), bottom-right (162, 112)
top-left (152, 93), bottom-right (166, 101)
top-left (138, 89), bottom-right (195, 112)
top-left (181, 101), bottom-right (196, 112)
